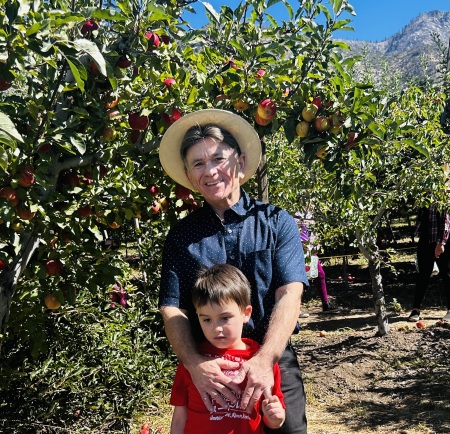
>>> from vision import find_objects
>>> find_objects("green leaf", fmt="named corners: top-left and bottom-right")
top-left (70, 136), bottom-right (87, 155)
top-left (91, 9), bottom-right (129, 21)
top-left (187, 86), bottom-right (198, 105)
top-left (201, 2), bottom-right (220, 23)
top-left (65, 57), bottom-right (85, 93)
top-left (0, 145), bottom-right (8, 171)
top-left (367, 122), bottom-right (385, 139)
top-left (73, 39), bottom-right (107, 76)
top-left (0, 111), bottom-right (24, 143)
top-left (331, 0), bottom-right (343, 14)
top-left (405, 140), bottom-right (430, 158)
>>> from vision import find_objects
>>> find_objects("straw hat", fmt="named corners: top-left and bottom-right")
top-left (159, 109), bottom-right (262, 190)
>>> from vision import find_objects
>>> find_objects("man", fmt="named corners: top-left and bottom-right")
top-left (158, 109), bottom-right (308, 433)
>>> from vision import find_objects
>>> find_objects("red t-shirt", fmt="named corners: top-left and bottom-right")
top-left (170, 338), bottom-right (285, 434)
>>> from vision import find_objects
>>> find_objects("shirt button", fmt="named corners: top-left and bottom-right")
top-left (227, 229), bottom-right (232, 234)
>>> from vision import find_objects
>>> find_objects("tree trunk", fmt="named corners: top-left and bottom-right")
top-left (367, 256), bottom-right (390, 336)
top-left (257, 138), bottom-right (268, 203)
top-left (0, 234), bottom-right (40, 350)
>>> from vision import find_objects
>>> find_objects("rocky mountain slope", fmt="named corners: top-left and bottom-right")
top-left (337, 10), bottom-right (450, 85)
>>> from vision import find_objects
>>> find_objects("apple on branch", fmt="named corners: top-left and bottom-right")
top-left (0, 186), bottom-right (20, 206)
top-left (313, 116), bottom-right (330, 133)
top-left (257, 99), bottom-right (277, 120)
top-left (302, 104), bottom-right (318, 122)
top-left (128, 112), bottom-right (149, 130)
top-left (295, 121), bottom-right (310, 138)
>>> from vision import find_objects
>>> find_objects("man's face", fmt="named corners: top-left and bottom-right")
top-left (185, 137), bottom-right (245, 211)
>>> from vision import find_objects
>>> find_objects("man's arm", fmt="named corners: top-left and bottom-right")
top-left (232, 281), bottom-right (303, 411)
top-left (160, 305), bottom-right (241, 410)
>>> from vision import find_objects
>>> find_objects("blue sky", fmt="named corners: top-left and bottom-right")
top-left (183, 0), bottom-right (449, 42)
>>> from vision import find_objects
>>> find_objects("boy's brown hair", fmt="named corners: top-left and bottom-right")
top-left (192, 263), bottom-right (251, 311)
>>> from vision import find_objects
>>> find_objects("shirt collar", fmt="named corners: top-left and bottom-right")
top-left (202, 188), bottom-right (253, 219)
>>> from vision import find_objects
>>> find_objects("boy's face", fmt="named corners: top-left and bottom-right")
top-left (196, 300), bottom-right (252, 350)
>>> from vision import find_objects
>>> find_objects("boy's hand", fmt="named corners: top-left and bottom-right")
top-left (262, 394), bottom-right (285, 429)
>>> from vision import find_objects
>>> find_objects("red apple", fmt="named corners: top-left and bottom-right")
top-left (164, 77), bottom-right (176, 87)
top-left (0, 260), bottom-right (7, 271)
top-left (147, 184), bottom-right (160, 196)
top-left (44, 293), bottom-right (61, 309)
top-left (302, 104), bottom-right (318, 122)
top-left (345, 132), bottom-right (359, 150)
top-left (312, 96), bottom-right (322, 109)
top-left (170, 107), bottom-right (182, 123)
top-left (145, 31), bottom-right (160, 50)
top-left (328, 114), bottom-right (343, 135)
top-left (313, 116), bottom-right (330, 133)
top-left (0, 187), bottom-right (19, 206)
top-left (66, 171), bottom-right (80, 187)
top-left (45, 259), bottom-right (63, 276)
top-left (128, 112), bottom-right (149, 130)
top-left (175, 184), bottom-right (194, 201)
top-left (295, 121), bottom-right (310, 138)
top-left (160, 34), bottom-right (170, 44)
top-left (129, 130), bottom-right (141, 144)
top-left (234, 100), bottom-right (249, 111)
top-left (416, 320), bottom-right (425, 329)
top-left (116, 55), bottom-right (132, 68)
top-left (254, 112), bottom-right (272, 126)
top-left (16, 206), bottom-right (36, 221)
top-left (151, 202), bottom-right (160, 214)
top-left (256, 69), bottom-right (266, 78)
top-left (38, 143), bottom-right (52, 153)
top-left (76, 205), bottom-right (92, 218)
top-left (18, 165), bottom-right (35, 187)
top-left (81, 19), bottom-right (98, 36)
top-left (0, 79), bottom-right (12, 91)
top-left (256, 99), bottom-right (277, 120)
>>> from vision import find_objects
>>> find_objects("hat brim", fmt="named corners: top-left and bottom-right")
top-left (159, 109), bottom-right (262, 191)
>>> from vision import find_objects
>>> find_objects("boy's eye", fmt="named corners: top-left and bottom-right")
top-left (202, 318), bottom-right (211, 323)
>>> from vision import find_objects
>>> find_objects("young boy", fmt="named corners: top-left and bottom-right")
top-left (169, 263), bottom-right (286, 434)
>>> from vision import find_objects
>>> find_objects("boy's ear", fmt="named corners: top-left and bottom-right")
top-left (243, 305), bottom-right (252, 323)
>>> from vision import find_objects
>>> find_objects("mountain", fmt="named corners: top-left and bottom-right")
top-left (337, 10), bottom-right (450, 85)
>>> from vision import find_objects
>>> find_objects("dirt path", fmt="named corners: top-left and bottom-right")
top-left (294, 269), bottom-right (450, 434)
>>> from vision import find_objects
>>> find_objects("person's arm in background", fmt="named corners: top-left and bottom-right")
top-left (436, 209), bottom-right (450, 258)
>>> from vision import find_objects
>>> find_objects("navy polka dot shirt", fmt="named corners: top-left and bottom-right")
top-left (159, 189), bottom-right (308, 344)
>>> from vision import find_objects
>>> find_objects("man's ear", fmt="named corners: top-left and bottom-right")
top-left (243, 305), bottom-right (252, 323)
top-left (238, 154), bottom-right (246, 180)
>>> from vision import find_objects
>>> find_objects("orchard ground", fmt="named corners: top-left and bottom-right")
top-left (147, 246), bottom-right (450, 434)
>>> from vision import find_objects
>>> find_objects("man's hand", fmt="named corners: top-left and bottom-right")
top-left (186, 356), bottom-right (241, 411)
top-left (262, 394), bottom-right (285, 429)
top-left (231, 353), bottom-right (274, 413)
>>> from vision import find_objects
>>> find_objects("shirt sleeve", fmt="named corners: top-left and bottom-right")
top-left (159, 228), bottom-right (182, 308)
top-left (170, 364), bottom-right (189, 406)
top-left (439, 210), bottom-right (450, 245)
top-left (272, 362), bottom-right (286, 408)
top-left (272, 209), bottom-right (309, 288)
